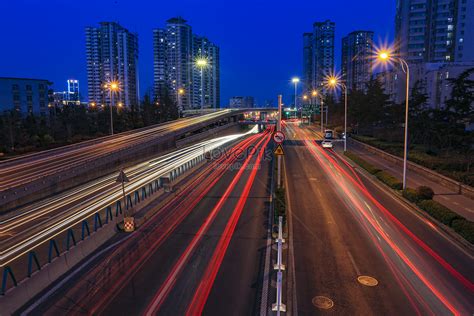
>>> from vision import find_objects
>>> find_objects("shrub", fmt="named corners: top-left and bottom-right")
top-left (344, 151), bottom-right (381, 175)
top-left (375, 171), bottom-right (403, 190)
top-left (402, 188), bottom-right (420, 203)
top-left (417, 200), bottom-right (463, 226)
top-left (416, 186), bottom-right (434, 200)
top-left (451, 219), bottom-right (474, 244)
top-left (274, 187), bottom-right (286, 224)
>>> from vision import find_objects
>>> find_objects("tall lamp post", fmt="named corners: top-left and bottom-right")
top-left (377, 50), bottom-right (410, 190)
top-left (196, 58), bottom-right (208, 112)
top-left (177, 88), bottom-right (185, 114)
top-left (326, 76), bottom-right (347, 152)
top-left (292, 77), bottom-right (300, 120)
top-left (302, 94), bottom-right (308, 122)
top-left (312, 90), bottom-right (324, 130)
top-left (105, 81), bottom-right (120, 135)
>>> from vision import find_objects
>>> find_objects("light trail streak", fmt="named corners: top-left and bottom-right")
top-left (143, 131), bottom-right (270, 315)
top-left (86, 131), bottom-right (264, 315)
top-left (304, 138), bottom-right (469, 315)
top-left (185, 129), bottom-right (272, 315)
top-left (0, 126), bottom-right (258, 267)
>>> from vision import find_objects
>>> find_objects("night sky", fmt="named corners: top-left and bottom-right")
top-left (0, 0), bottom-right (395, 106)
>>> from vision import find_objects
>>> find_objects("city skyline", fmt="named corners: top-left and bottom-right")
top-left (0, 0), bottom-right (395, 106)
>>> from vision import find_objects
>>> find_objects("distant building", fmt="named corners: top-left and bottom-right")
top-left (53, 79), bottom-right (81, 107)
top-left (85, 22), bottom-right (139, 108)
top-left (153, 17), bottom-right (220, 110)
top-left (0, 77), bottom-right (52, 115)
top-left (67, 79), bottom-right (80, 101)
top-left (341, 31), bottom-right (374, 91)
top-left (377, 61), bottom-right (474, 109)
top-left (303, 20), bottom-right (335, 92)
top-left (229, 96), bottom-right (255, 108)
top-left (396, 0), bottom-right (474, 63)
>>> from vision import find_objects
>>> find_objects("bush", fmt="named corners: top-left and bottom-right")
top-left (274, 187), bottom-right (286, 224)
top-left (417, 200), bottom-right (463, 226)
top-left (375, 171), bottom-right (403, 190)
top-left (402, 188), bottom-right (420, 203)
top-left (416, 186), bottom-right (434, 200)
top-left (451, 219), bottom-right (474, 244)
top-left (345, 151), bottom-right (381, 175)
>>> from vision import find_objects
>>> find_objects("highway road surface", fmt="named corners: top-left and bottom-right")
top-left (21, 127), bottom-right (272, 315)
top-left (284, 121), bottom-right (473, 315)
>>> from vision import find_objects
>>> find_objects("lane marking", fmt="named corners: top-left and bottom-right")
top-left (347, 251), bottom-right (361, 276)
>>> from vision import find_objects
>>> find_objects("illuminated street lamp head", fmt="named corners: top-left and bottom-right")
top-left (291, 77), bottom-right (300, 84)
top-left (378, 51), bottom-right (390, 61)
top-left (110, 81), bottom-right (119, 91)
top-left (196, 58), bottom-right (208, 68)
top-left (328, 77), bottom-right (338, 87)
top-left (178, 88), bottom-right (185, 95)
top-left (303, 95), bottom-right (308, 100)
top-left (312, 90), bottom-right (318, 96)
top-left (117, 102), bottom-right (123, 108)
top-left (90, 102), bottom-right (96, 107)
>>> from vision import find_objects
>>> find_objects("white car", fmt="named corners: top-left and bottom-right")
top-left (321, 140), bottom-right (333, 148)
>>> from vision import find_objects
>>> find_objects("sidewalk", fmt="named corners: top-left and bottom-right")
top-left (306, 124), bottom-right (473, 221)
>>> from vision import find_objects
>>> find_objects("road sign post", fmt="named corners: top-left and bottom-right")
top-left (277, 95), bottom-right (284, 189)
top-left (274, 144), bottom-right (284, 188)
top-left (116, 169), bottom-right (131, 227)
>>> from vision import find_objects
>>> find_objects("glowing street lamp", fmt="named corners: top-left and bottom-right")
top-left (291, 77), bottom-right (300, 120)
top-left (104, 80), bottom-right (121, 135)
top-left (377, 47), bottom-right (410, 190)
top-left (326, 75), bottom-right (347, 151)
top-left (310, 90), bottom-right (324, 126)
top-left (196, 58), bottom-right (208, 112)
top-left (177, 88), bottom-right (185, 113)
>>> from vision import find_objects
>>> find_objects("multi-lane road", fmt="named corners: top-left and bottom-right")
top-left (21, 127), bottom-right (273, 315)
top-left (4, 119), bottom-right (474, 315)
top-left (284, 122), bottom-right (473, 315)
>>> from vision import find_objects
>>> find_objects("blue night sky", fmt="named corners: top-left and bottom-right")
top-left (0, 0), bottom-right (395, 106)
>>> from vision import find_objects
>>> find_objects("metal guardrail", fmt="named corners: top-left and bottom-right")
top-left (272, 215), bottom-right (286, 314)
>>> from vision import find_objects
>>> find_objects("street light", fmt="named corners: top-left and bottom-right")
top-left (377, 48), bottom-right (410, 190)
top-left (196, 58), bottom-right (208, 112)
top-left (291, 77), bottom-right (300, 120)
top-left (104, 80), bottom-right (120, 135)
top-left (311, 90), bottom-right (324, 130)
top-left (177, 88), bottom-right (185, 113)
top-left (326, 76), bottom-right (347, 152)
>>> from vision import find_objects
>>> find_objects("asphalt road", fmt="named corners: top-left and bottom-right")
top-left (22, 129), bottom-right (272, 315)
top-left (283, 122), bottom-right (473, 315)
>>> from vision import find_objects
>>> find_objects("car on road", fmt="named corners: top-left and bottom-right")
top-left (321, 140), bottom-right (333, 148)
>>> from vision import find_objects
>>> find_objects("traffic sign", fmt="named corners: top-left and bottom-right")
top-left (274, 144), bottom-right (284, 156)
top-left (124, 217), bottom-right (135, 232)
top-left (116, 170), bottom-right (130, 183)
top-left (273, 131), bottom-right (285, 144)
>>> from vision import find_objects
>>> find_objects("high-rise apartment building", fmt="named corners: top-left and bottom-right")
top-left (153, 17), bottom-right (220, 110)
top-left (193, 36), bottom-right (220, 109)
top-left (341, 31), bottom-right (374, 91)
top-left (303, 20), bottom-right (336, 92)
top-left (85, 22), bottom-right (139, 108)
top-left (396, 0), bottom-right (474, 63)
